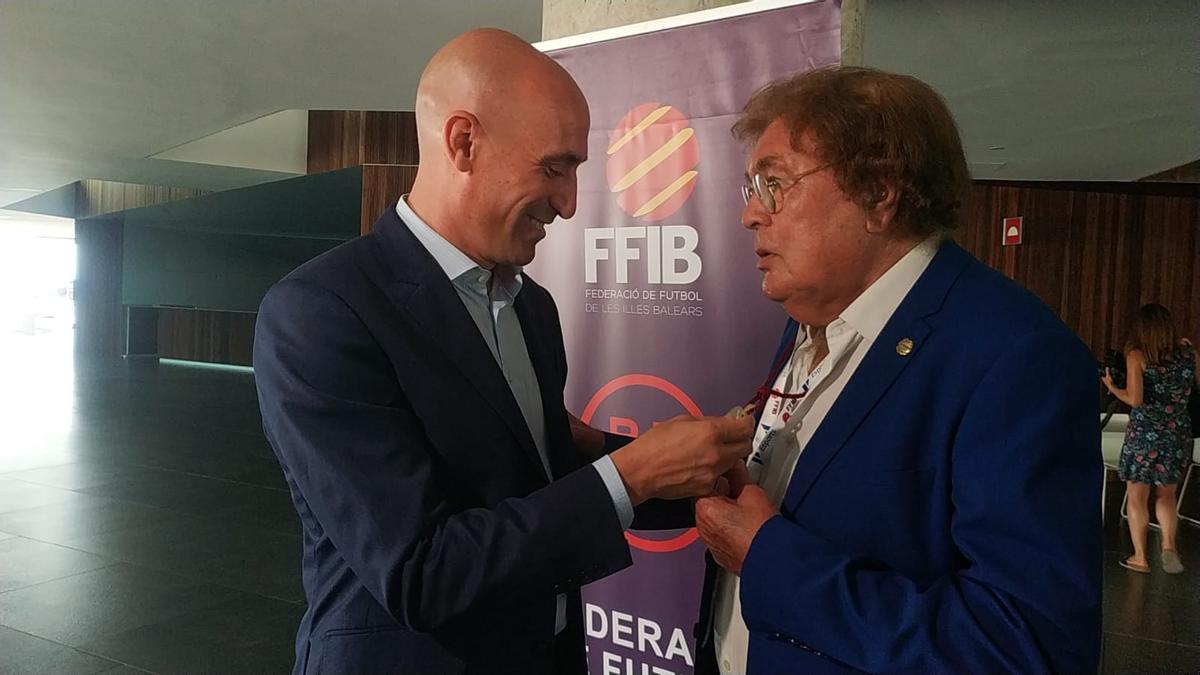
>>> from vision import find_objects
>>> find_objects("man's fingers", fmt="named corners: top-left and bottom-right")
top-left (724, 461), bottom-right (753, 496)
top-left (734, 438), bottom-right (754, 458)
top-left (711, 476), bottom-right (732, 498)
top-left (736, 484), bottom-right (770, 507)
top-left (716, 435), bottom-right (754, 462)
top-left (695, 494), bottom-right (733, 521)
top-left (712, 414), bottom-right (756, 442)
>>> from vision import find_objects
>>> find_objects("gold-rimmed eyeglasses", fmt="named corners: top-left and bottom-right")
top-left (740, 162), bottom-right (832, 214)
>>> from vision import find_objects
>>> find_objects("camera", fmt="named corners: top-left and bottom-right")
top-left (1098, 349), bottom-right (1126, 388)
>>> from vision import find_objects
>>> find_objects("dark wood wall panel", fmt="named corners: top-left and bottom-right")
top-left (308, 111), bottom-right (418, 174)
top-left (361, 165), bottom-right (418, 233)
top-left (307, 111), bottom-right (365, 174)
top-left (157, 308), bottom-right (256, 366)
top-left (76, 180), bottom-right (206, 218)
top-left (361, 112), bottom-right (420, 165)
top-left (959, 181), bottom-right (1200, 356)
top-left (1193, 215), bottom-right (1200, 339)
top-left (74, 182), bottom-right (208, 359)
top-left (74, 215), bottom-right (125, 357)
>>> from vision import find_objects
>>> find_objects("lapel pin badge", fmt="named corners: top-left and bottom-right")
top-left (896, 338), bottom-right (915, 357)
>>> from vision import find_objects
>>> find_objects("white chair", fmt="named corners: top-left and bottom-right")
top-left (1102, 413), bottom-right (1129, 434)
top-left (1100, 413), bottom-right (1127, 523)
top-left (1175, 439), bottom-right (1200, 527)
top-left (1100, 431), bottom-right (1124, 524)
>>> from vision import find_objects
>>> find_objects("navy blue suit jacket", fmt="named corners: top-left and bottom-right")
top-left (697, 241), bottom-right (1102, 674)
top-left (253, 208), bottom-right (634, 674)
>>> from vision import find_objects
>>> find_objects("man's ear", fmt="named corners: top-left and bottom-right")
top-left (443, 110), bottom-right (481, 173)
top-left (864, 181), bottom-right (900, 234)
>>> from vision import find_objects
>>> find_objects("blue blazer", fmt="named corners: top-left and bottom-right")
top-left (253, 208), bottom-right (635, 674)
top-left (697, 241), bottom-right (1102, 673)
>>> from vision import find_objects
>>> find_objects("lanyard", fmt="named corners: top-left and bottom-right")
top-left (746, 328), bottom-right (857, 483)
top-left (746, 331), bottom-right (804, 415)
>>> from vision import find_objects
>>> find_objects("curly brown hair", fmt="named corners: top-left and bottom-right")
top-left (732, 66), bottom-right (971, 237)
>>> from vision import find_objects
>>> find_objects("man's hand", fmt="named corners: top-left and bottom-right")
top-left (695, 479), bottom-right (777, 576)
top-left (710, 459), bottom-right (753, 499)
top-left (567, 413), bottom-right (606, 462)
top-left (609, 414), bottom-right (754, 505)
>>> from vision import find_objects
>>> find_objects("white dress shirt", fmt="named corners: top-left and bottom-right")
top-left (395, 197), bottom-right (634, 635)
top-left (712, 237), bottom-right (941, 674)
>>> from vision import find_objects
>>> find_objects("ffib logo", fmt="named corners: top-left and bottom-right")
top-left (584, 103), bottom-right (703, 286)
top-left (605, 103), bottom-right (700, 222)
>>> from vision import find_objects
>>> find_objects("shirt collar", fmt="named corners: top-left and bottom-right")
top-left (836, 236), bottom-right (941, 343)
top-left (395, 195), bottom-right (523, 299)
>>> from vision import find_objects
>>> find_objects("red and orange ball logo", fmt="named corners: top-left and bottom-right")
top-left (605, 103), bottom-right (700, 222)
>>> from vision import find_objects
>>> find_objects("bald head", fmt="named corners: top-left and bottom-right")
top-left (407, 28), bottom-right (591, 269)
top-left (415, 28), bottom-right (587, 162)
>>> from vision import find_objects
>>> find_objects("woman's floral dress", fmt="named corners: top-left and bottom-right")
top-left (1119, 345), bottom-right (1196, 486)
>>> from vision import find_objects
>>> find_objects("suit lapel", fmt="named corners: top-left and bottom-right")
top-left (755, 318), bottom-right (802, 425)
top-left (371, 209), bottom-right (546, 479)
top-left (780, 241), bottom-right (972, 515)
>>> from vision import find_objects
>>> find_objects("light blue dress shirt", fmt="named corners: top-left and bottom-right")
top-left (394, 197), bottom-right (634, 633)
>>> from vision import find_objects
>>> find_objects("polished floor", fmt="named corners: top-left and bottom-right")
top-left (0, 333), bottom-right (301, 673)
top-left (1, 331), bottom-right (1199, 673)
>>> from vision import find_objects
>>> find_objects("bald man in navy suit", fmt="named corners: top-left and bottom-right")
top-left (254, 29), bottom-right (752, 675)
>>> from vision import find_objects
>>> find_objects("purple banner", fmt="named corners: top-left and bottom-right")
top-left (534, 3), bottom-right (840, 672)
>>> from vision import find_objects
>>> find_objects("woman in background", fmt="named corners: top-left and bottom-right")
top-left (1103, 303), bottom-right (1197, 574)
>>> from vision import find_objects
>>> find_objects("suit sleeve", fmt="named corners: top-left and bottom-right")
top-left (600, 432), bottom-right (696, 530)
top-left (253, 279), bottom-right (632, 632)
top-left (738, 330), bottom-right (1103, 673)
